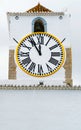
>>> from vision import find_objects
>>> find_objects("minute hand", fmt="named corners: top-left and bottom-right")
top-left (33, 42), bottom-right (41, 55)
top-left (28, 39), bottom-right (41, 55)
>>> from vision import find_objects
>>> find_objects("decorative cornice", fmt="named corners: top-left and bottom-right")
top-left (7, 3), bottom-right (64, 17)
top-left (7, 12), bottom-right (64, 16)
top-left (0, 85), bottom-right (81, 90)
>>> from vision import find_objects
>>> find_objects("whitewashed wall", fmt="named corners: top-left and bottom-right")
top-left (0, 90), bottom-right (81, 130)
top-left (9, 14), bottom-right (71, 48)
top-left (7, 13), bottom-right (71, 85)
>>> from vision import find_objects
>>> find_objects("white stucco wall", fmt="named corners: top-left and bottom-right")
top-left (0, 90), bottom-right (81, 130)
top-left (7, 13), bottom-right (71, 85)
top-left (8, 14), bottom-right (71, 48)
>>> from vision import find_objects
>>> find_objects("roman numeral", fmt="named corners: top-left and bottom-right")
top-left (38, 64), bottom-right (44, 74)
top-left (51, 52), bottom-right (61, 57)
top-left (37, 35), bottom-right (44, 44)
top-left (28, 62), bottom-right (36, 73)
top-left (49, 57), bottom-right (58, 66)
top-left (46, 64), bottom-right (53, 72)
top-left (45, 37), bottom-right (51, 46)
top-left (21, 57), bottom-right (31, 66)
top-left (49, 44), bottom-right (59, 50)
top-left (21, 43), bottom-right (31, 50)
top-left (28, 37), bottom-right (36, 46)
top-left (18, 51), bottom-right (29, 57)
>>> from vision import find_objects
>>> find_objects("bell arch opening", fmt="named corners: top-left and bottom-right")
top-left (32, 17), bottom-right (47, 32)
top-left (34, 20), bottom-right (44, 32)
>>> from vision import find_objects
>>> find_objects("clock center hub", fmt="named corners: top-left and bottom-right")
top-left (30, 45), bottom-right (51, 64)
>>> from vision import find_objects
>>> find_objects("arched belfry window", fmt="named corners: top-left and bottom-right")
top-left (34, 20), bottom-right (44, 32)
top-left (32, 17), bottom-right (47, 32)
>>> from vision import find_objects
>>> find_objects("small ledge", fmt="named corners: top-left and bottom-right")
top-left (0, 85), bottom-right (81, 90)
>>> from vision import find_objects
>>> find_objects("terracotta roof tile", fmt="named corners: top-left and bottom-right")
top-left (26, 3), bottom-right (53, 13)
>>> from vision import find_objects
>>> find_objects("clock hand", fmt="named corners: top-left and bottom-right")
top-left (28, 38), bottom-right (41, 55)
top-left (33, 42), bottom-right (41, 56)
top-left (39, 44), bottom-right (42, 55)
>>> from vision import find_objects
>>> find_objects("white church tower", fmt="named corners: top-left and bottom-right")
top-left (7, 3), bottom-right (72, 86)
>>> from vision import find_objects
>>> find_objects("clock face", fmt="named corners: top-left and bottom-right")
top-left (15, 32), bottom-right (65, 77)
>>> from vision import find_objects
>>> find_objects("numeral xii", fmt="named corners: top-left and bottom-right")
top-left (37, 35), bottom-right (44, 44)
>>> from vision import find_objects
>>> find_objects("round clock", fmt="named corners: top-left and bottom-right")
top-left (15, 32), bottom-right (65, 77)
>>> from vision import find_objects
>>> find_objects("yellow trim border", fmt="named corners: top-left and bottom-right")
top-left (15, 32), bottom-right (65, 77)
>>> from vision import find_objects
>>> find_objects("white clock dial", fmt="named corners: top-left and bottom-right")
top-left (15, 32), bottom-right (65, 77)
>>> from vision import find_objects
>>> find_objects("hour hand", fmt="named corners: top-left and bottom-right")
top-left (39, 44), bottom-right (42, 55)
